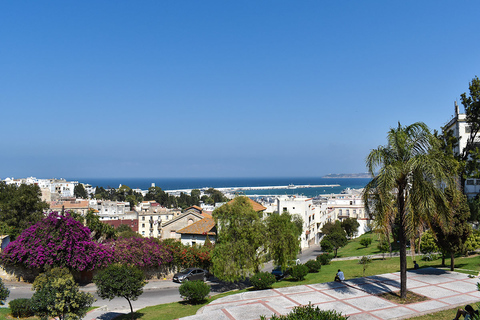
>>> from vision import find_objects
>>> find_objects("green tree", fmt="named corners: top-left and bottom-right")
top-left (419, 230), bottom-right (439, 254)
top-left (363, 122), bottom-right (454, 298)
top-left (93, 264), bottom-right (147, 320)
top-left (467, 196), bottom-right (480, 223)
top-left (0, 182), bottom-right (49, 240)
top-left (0, 278), bottom-right (9, 305)
top-left (265, 212), bottom-right (302, 271)
top-left (73, 184), bottom-right (88, 199)
top-left (341, 217), bottom-right (360, 238)
top-left (377, 238), bottom-right (390, 259)
top-left (116, 224), bottom-right (141, 238)
top-left (459, 76), bottom-right (480, 180)
top-left (359, 256), bottom-right (372, 277)
top-left (430, 187), bottom-right (471, 271)
top-left (31, 268), bottom-right (94, 320)
top-left (211, 196), bottom-right (265, 282)
top-left (321, 231), bottom-right (347, 258)
top-left (359, 237), bottom-right (372, 248)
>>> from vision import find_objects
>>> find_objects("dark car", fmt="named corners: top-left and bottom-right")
top-left (173, 268), bottom-right (209, 283)
top-left (271, 266), bottom-right (286, 280)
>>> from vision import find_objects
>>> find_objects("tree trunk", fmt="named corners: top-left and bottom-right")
top-left (450, 252), bottom-right (455, 271)
top-left (410, 238), bottom-right (416, 261)
top-left (126, 297), bottom-right (134, 320)
top-left (398, 186), bottom-right (407, 299)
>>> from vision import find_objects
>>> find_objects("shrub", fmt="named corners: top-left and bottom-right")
top-left (422, 253), bottom-right (437, 261)
top-left (250, 272), bottom-right (276, 290)
top-left (289, 264), bottom-right (309, 281)
top-left (316, 253), bottom-right (332, 265)
top-left (261, 303), bottom-right (348, 319)
top-left (110, 237), bottom-right (173, 269)
top-left (9, 299), bottom-right (34, 318)
top-left (359, 237), bottom-right (372, 248)
top-left (305, 259), bottom-right (321, 273)
top-left (1, 211), bottom-right (113, 271)
top-left (179, 280), bottom-right (211, 304)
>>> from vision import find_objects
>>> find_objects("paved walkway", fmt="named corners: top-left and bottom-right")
top-left (179, 268), bottom-right (480, 320)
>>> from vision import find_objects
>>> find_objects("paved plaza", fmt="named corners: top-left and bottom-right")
top-left (178, 268), bottom-right (480, 320)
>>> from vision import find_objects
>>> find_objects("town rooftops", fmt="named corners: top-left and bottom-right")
top-left (228, 197), bottom-right (266, 212)
top-left (177, 216), bottom-right (216, 236)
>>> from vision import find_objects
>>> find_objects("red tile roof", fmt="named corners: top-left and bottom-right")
top-left (228, 197), bottom-right (266, 212)
top-left (177, 217), bottom-right (216, 235)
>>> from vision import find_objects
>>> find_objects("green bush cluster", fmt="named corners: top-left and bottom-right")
top-left (316, 253), bottom-right (332, 265)
top-left (261, 303), bottom-right (349, 319)
top-left (250, 272), bottom-right (276, 290)
top-left (9, 298), bottom-right (35, 318)
top-left (359, 237), bottom-right (372, 248)
top-left (305, 259), bottom-right (321, 273)
top-left (289, 264), bottom-right (309, 281)
top-left (179, 280), bottom-right (211, 304)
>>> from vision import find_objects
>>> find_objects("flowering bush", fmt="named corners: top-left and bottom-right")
top-left (1, 212), bottom-right (113, 271)
top-left (305, 259), bottom-right (321, 273)
top-left (316, 253), bottom-right (332, 265)
top-left (163, 239), bottom-right (212, 270)
top-left (250, 272), bottom-right (276, 290)
top-left (110, 237), bottom-right (173, 269)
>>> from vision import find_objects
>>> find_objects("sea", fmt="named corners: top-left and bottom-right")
top-left (67, 177), bottom-right (371, 198)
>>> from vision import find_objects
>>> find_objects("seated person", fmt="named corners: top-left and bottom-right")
top-left (413, 261), bottom-right (419, 269)
top-left (334, 269), bottom-right (345, 282)
top-left (453, 304), bottom-right (479, 320)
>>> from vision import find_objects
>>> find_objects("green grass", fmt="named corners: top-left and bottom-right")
top-left (408, 303), bottom-right (480, 320)
top-left (335, 232), bottom-right (385, 258)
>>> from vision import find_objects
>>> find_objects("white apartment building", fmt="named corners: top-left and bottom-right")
top-left (3, 177), bottom-right (78, 198)
top-left (443, 101), bottom-right (480, 198)
top-left (136, 201), bottom-right (181, 237)
top-left (275, 191), bottom-right (371, 249)
top-left (89, 200), bottom-right (131, 218)
top-left (325, 190), bottom-right (370, 236)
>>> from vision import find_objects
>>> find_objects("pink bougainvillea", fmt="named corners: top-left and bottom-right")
top-left (109, 237), bottom-right (173, 268)
top-left (1, 211), bottom-right (113, 271)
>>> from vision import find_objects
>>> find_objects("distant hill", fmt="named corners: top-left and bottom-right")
top-left (322, 173), bottom-right (372, 179)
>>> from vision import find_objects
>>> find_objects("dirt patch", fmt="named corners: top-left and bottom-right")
top-left (377, 290), bottom-right (429, 304)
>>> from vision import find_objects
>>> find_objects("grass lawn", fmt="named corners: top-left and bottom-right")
top-left (335, 232), bottom-right (385, 258)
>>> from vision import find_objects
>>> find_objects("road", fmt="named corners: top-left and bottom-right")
top-left (3, 245), bottom-right (323, 319)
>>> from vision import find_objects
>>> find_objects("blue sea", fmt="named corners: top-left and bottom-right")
top-left (67, 177), bottom-right (371, 198)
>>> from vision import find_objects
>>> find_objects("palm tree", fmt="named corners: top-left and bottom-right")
top-left (363, 122), bottom-right (454, 298)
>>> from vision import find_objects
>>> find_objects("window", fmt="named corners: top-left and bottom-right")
top-left (476, 180), bottom-right (480, 185)
top-left (142, 216), bottom-right (145, 221)
top-left (346, 209), bottom-right (350, 215)
top-left (283, 207), bottom-right (287, 212)
top-left (467, 179), bottom-right (475, 185)
top-left (353, 209), bottom-right (356, 214)
top-left (466, 126), bottom-right (472, 133)
top-left (339, 209), bottom-right (342, 215)
top-left (142, 223), bottom-right (145, 228)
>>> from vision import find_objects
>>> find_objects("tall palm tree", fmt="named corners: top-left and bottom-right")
top-left (363, 122), bottom-right (454, 298)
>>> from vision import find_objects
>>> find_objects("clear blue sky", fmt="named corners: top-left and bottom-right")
top-left (1, 1), bottom-right (479, 179)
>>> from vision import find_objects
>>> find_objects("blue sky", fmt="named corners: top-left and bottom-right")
top-left (1, 1), bottom-right (479, 179)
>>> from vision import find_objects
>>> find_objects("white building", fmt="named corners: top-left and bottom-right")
top-left (275, 190), bottom-right (371, 249)
top-left (443, 101), bottom-right (480, 198)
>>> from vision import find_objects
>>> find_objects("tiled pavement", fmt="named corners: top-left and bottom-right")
top-left (178, 268), bottom-right (480, 320)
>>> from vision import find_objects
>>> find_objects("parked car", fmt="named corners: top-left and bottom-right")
top-left (271, 266), bottom-right (287, 280)
top-left (173, 268), bottom-right (209, 283)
